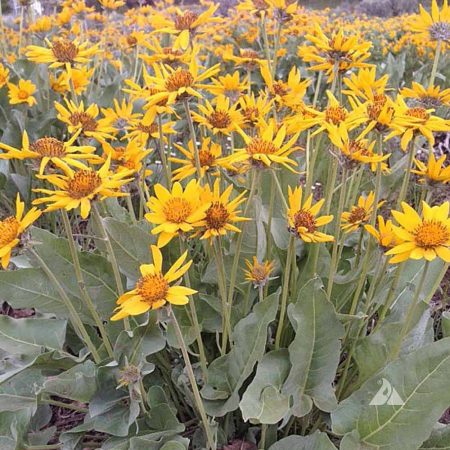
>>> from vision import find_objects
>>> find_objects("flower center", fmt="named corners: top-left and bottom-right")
top-left (137, 123), bottom-right (158, 134)
top-left (414, 220), bottom-right (450, 249)
top-left (293, 210), bottom-right (316, 233)
top-left (272, 81), bottom-right (288, 97)
top-left (162, 47), bottom-right (183, 57)
top-left (165, 69), bottom-right (195, 92)
top-left (127, 35), bottom-right (138, 47)
top-left (241, 49), bottom-right (259, 60)
top-left (67, 170), bottom-right (102, 199)
top-left (30, 137), bottom-right (65, 157)
top-left (51, 40), bottom-right (78, 63)
top-left (208, 110), bottom-right (232, 129)
top-left (406, 107), bottom-right (430, 121)
top-left (348, 140), bottom-right (369, 156)
top-left (198, 149), bottom-right (216, 167)
top-left (174, 11), bottom-right (199, 31)
top-left (205, 202), bottom-right (229, 230)
top-left (163, 197), bottom-right (193, 223)
top-left (69, 112), bottom-right (98, 132)
top-left (17, 90), bottom-right (29, 99)
top-left (246, 137), bottom-right (277, 155)
top-left (348, 206), bottom-right (367, 223)
top-left (242, 106), bottom-right (259, 124)
top-left (325, 106), bottom-right (347, 125)
top-left (0, 217), bottom-right (20, 246)
top-left (367, 94), bottom-right (389, 121)
top-left (429, 21), bottom-right (450, 42)
top-left (137, 273), bottom-right (169, 304)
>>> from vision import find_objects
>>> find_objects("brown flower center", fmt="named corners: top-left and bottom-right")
top-left (69, 112), bottom-right (98, 132)
top-left (205, 202), bottom-right (229, 230)
top-left (325, 105), bottom-right (347, 125)
top-left (17, 90), bottom-right (29, 99)
top-left (198, 149), bottom-right (216, 167)
top-left (247, 137), bottom-right (277, 155)
top-left (348, 140), bottom-right (369, 156)
top-left (293, 209), bottom-right (316, 233)
top-left (165, 69), bottom-right (195, 92)
top-left (348, 206), bottom-right (367, 223)
top-left (174, 11), bottom-right (199, 31)
top-left (163, 197), bottom-right (193, 223)
top-left (367, 94), bottom-right (388, 121)
top-left (137, 123), bottom-right (158, 134)
top-left (208, 110), bottom-right (232, 129)
top-left (272, 81), bottom-right (288, 97)
top-left (0, 217), bottom-right (20, 246)
top-left (414, 220), bottom-right (450, 249)
top-left (30, 137), bottom-right (65, 157)
top-left (241, 49), bottom-right (259, 59)
top-left (127, 36), bottom-right (138, 47)
top-left (67, 170), bottom-right (102, 199)
top-left (137, 273), bottom-right (169, 304)
top-left (51, 40), bottom-right (78, 63)
top-left (406, 107), bottom-right (430, 121)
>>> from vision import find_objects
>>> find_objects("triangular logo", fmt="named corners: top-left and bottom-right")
top-left (369, 378), bottom-right (404, 406)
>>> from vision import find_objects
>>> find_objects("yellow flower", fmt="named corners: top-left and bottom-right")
top-left (400, 82), bottom-right (450, 108)
top-left (0, 130), bottom-right (101, 174)
top-left (55, 99), bottom-right (116, 142)
top-left (238, 92), bottom-right (273, 129)
top-left (99, 0), bottom-right (125, 10)
top-left (328, 125), bottom-right (390, 170)
top-left (0, 194), bottom-right (42, 269)
top-left (410, 0), bottom-right (450, 43)
top-left (33, 157), bottom-right (133, 219)
top-left (244, 257), bottom-right (275, 287)
top-left (343, 67), bottom-right (389, 102)
top-left (111, 245), bottom-right (196, 321)
top-left (205, 71), bottom-right (248, 100)
top-left (101, 99), bottom-right (141, 134)
top-left (386, 201), bottom-right (450, 263)
top-left (0, 63), bottom-right (10, 88)
top-left (341, 192), bottom-right (382, 233)
top-left (365, 215), bottom-right (400, 249)
top-left (287, 185), bottom-right (334, 243)
top-left (191, 95), bottom-right (242, 136)
top-left (28, 16), bottom-right (53, 34)
top-left (101, 139), bottom-right (152, 175)
top-left (145, 180), bottom-right (210, 247)
top-left (298, 25), bottom-right (372, 82)
top-left (49, 66), bottom-right (94, 95)
top-left (385, 95), bottom-right (450, 150)
top-left (139, 38), bottom-right (190, 66)
top-left (228, 122), bottom-right (300, 172)
top-left (170, 137), bottom-right (227, 182)
top-left (223, 48), bottom-right (266, 71)
top-left (412, 152), bottom-right (450, 184)
top-left (194, 179), bottom-right (249, 240)
top-left (25, 38), bottom-right (99, 69)
top-left (155, 5), bottom-right (220, 50)
top-left (144, 52), bottom-right (220, 107)
top-left (8, 80), bottom-right (37, 107)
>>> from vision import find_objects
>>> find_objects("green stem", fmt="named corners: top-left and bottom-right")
top-left (169, 306), bottom-right (216, 450)
top-left (40, 398), bottom-right (88, 413)
top-left (183, 99), bottom-right (202, 179)
top-left (91, 203), bottom-right (130, 331)
top-left (429, 39), bottom-right (442, 88)
top-left (397, 138), bottom-right (416, 208)
top-left (158, 114), bottom-right (171, 188)
top-left (275, 235), bottom-right (295, 350)
top-left (61, 210), bottom-right (114, 358)
top-left (29, 248), bottom-right (101, 363)
top-left (259, 424), bottom-right (267, 450)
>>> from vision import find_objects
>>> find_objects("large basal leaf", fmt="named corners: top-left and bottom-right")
top-left (201, 290), bottom-right (279, 416)
top-left (240, 349), bottom-right (291, 424)
top-left (42, 360), bottom-right (97, 403)
top-left (332, 337), bottom-right (450, 450)
top-left (98, 218), bottom-right (153, 281)
top-left (282, 279), bottom-right (344, 417)
top-left (30, 227), bottom-right (118, 320)
top-left (421, 425), bottom-right (450, 449)
top-left (268, 432), bottom-right (337, 450)
top-left (0, 316), bottom-right (67, 355)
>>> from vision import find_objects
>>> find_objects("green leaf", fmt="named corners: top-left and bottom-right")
top-left (30, 227), bottom-right (118, 321)
top-left (114, 312), bottom-right (166, 363)
top-left (201, 290), bottom-right (279, 416)
top-left (442, 312), bottom-right (450, 338)
top-left (282, 279), bottom-right (344, 417)
top-left (99, 218), bottom-right (153, 281)
top-left (0, 316), bottom-right (67, 355)
top-left (42, 361), bottom-right (97, 403)
top-left (421, 425), bottom-right (450, 449)
top-left (332, 338), bottom-right (450, 450)
top-left (268, 432), bottom-right (337, 450)
top-left (240, 349), bottom-right (291, 424)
